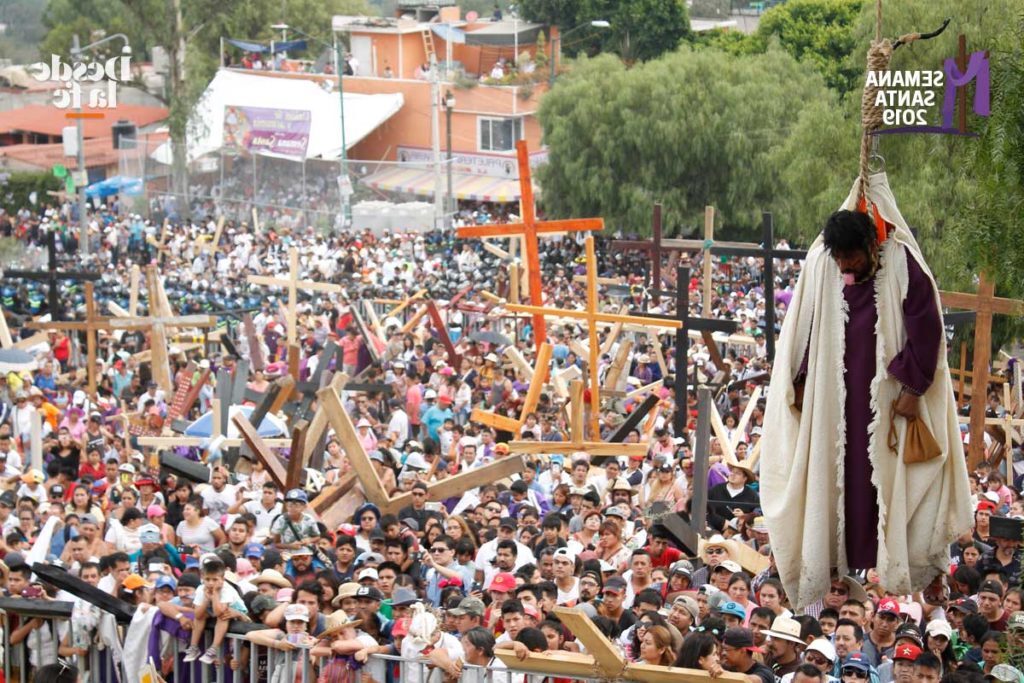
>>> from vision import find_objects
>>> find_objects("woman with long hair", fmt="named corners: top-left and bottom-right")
top-left (445, 515), bottom-right (477, 552)
top-left (66, 485), bottom-right (104, 525)
top-left (638, 625), bottom-right (676, 667)
top-left (629, 611), bottom-right (671, 662)
top-left (727, 573), bottom-right (759, 621)
top-left (642, 460), bottom-right (686, 512)
top-left (596, 520), bottom-right (631, 574)
top-left (352, 503), bottom-right (380, 553)
top-left (675, 632), bottom-right (724, 676)
top-left (757, 578), bottom-right (791, 618)
top-left (551, 484), bottom-right (572, 515)
top-left (924, 620), bottom-right (958, 674)
top-left (175, 498), bottom-right (226, 553)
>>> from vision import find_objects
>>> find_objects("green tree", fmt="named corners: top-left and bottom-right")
top-left (538, 45), bottom-right (830, 236)
top-left (755, 0), bottom-right (864, 95)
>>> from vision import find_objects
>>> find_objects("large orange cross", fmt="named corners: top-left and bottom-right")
top-left (456, 140), bottom-right (603, 343)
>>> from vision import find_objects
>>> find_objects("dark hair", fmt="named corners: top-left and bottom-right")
top-left (962, 614), bottom-right (990, 644)
top-left (462, 626), bottom-right (495, 657)
top-left (952, 565), bottom-right (981, 595)
top-left (537, 581), bottom-right (558, 601)
top-left (295, 580), bottom-right (324, 601)
top-left (914, 652), bottom-right (943, 672)
top-left (676, 632), bottom-right (718, 668)
top-left (634, 588), bottom-right (663, 610)
top-left (501, 599), bottom-right (525, 617)
top-left (542, 514), bottom-right (562, 530)
top-left (8, 564), bottom-right (31, 580)
top-left (516, 584), bottom-right (541, 600)
top-left (497, 539), bottom-right (518, 555)
top-left (201, 556), bottom-right (226, 576)
top-left (795, 614), bottom-right (824, 641)
top-left (794, 663), bottom-right (825, 681)
top-left (336, 534), bottom-right (358, 550)
top-left (33, 662), bottom-right (79, 683)
top-left (835, 618), bottom-right (863, 642)
top-left (516, 627), bottom-right (548, 653)
top-left (819, 607), bottom-right (840, 622)
top-left (750, 606), bottom-right (775, 624)
top-left (122, 507), bottom-right (145, 524)
top-left (107, 551), bottom-right (131, 567)
top-left (822, 210), bottom-right (877, 256)
top-left (432, 535), bottom-right (455, 551)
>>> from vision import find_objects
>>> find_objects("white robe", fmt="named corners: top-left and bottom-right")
top-left (761, 173), bottom-right (972, 607)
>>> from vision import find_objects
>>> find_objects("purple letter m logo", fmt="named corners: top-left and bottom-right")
top-left (943, 51), bottom-right (991, 130)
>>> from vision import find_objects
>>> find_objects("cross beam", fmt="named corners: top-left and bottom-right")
top-left (508, 235), bottom-right (681, 438)
top-left (940, 275), bottom-right (1024, 470)
top-left (5, 231), bottom-right (101, 320)
top-left (985, 383), bottom-right (1024, 481)
top-left (610, 203), bottom-right (694, 307)
top-left (457, 139), bottom-right (604, 343)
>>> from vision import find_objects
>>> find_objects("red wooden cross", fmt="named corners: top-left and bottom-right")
top-left (456, 140), bottom-right (603, 344)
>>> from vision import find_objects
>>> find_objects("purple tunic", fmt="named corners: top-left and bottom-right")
top-left (843, 247), bottom-right (942, 569)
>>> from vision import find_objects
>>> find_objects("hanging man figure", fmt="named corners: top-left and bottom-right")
top-left (761, 175), bottom-right (972, 608)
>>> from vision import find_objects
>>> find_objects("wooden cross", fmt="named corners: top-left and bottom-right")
top-left (247, 247), bottom-right (345, 347)
top-left (470, 343), bottom-right (553, 434)
top-left (457, 139), bottom-right (604, 344)
top-left (109, 266), bottom-right (216, 394)
top-left (25, 282), bottom-right (115, 395)
top-left (666, 211), bottom-right (807, 362)
top-left (610, 203), bottom-right (692, 307)
top-left (985, 383), bottom-right (1024, 481)
top-left (316, 385), bottom-right (528, 514)
top-left (5, 231), bottom-right (100, 321)
top-left (641, 263), bottom-right (738, 435)
top-left (203, 216), bottom-right (226, 255)
top-left (508, 235), bottom-right (682, 439)
top-left (494, 606), bottom-right (748, 683)
top-left (940, 275), bottom-right (1024, 470)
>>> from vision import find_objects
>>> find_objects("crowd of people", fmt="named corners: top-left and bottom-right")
top-left (0, 201), bottom-right (1021, 683)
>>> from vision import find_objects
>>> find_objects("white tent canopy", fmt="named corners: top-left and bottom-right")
top-left (152, 69), bottom-right (403, 163)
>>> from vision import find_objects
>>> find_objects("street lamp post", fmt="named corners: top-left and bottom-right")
top-left (443, 91), bottom-right (455, 229)
top-left (275, 24), bottom-right (350, 227)
top-left (70, 32), bottom-right (131, 258)
top-left (548, 20), bottom-right (610, 88)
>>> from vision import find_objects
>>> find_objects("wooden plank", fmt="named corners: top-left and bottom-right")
top-left (519, 342), bottom-right (552, 415)
top-left (603, 339), bottom-right (634, 393)
top-left (507, 441), bottom-right (649, 457)
top-left (731, 385), bottom-right (762, 451)
top-left (697, 535), bottom-right (770, 576)
top-left (311, 472), bottom-right (358, 514)
top-left (382, 454), bottom-right (529, 515)
top-left (232, 412), bottom-right (289, 490)
top-left (551, 607), bottom-right (626, 678)
top-left (504, 346), bottom-right (535, 380)
top-left (316, 385), bottom-right (392, 507)
top-left (702, 206), bottom-right (715, 319)
top-left (625, 663), bottom-right (748, 683)
top-left (627, 379), bottom-right (663, 400)
top-left (30, 409), bottom-right (42, 472)
top-left (303, 372), bottom-right (348, 462)
top-left (0, 307), bottom-right (13, 348)
top-left (569, 380), bottom-right (585, 446)
top-left (138, 436), bottom-right (294, 448)
top-left (469, 409), bottom-right (523, 434)
top-left (13, 331), bottom-right (49, 350)
top-left (286, 420), bottom-right (310, 490)
top-left (128, 265), bottom-right (140, 317)
top-left (494, 651), bottom-right (601, 679)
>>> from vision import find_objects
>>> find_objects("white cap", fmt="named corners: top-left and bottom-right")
top-left (283, 603), bottom-right (310, 622)
top-left (424, 389), bottom-right (438, 400)
top-left (806, 638), bottom-right (836, 663)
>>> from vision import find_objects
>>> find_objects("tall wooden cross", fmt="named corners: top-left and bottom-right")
top-left (470, 343), bottom-right (552, 434)
top-left (940, 275), bottom-right (1024, 470)
top-left (507, 235), bottom-right (682, 438)
top-left (109, 267), bottom-right (216, 394)
top-left (456, 140), bottom-right (604, 344)
top-left (247, 247), bottom-right (345, 347)
top-left (640, 263), bottom-right (738, 436)
top-left (25, 282), bottom-right (115, 395)
top-left (5, 231), bottom-right (101, 321)
top-left (665, 211), bottom-right (807, 362)
top-left (609, 203), bottom-right (695, 307)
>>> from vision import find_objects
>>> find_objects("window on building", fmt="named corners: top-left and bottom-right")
top-left (478, 117), bottom-right (523, 153)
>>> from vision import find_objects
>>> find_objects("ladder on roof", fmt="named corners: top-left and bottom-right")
top-left (421, 28), bottom-right (436, 64)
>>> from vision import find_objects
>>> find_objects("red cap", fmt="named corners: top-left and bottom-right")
top-left (893, 643), bottom-right (922, 662)
top-left (977, 500), bottom-right (997, 512)
top-left (392, 617), bottom-right (410, 637)
top-left (877, 597), bottom-right (900, 615)
top-left (490, 573), bottom-right (516, 593)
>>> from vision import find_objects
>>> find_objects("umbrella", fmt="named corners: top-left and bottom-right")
top-left (0, 348), bottom-right (38, 374)
top-left (470, 330), bottom-right (513, 346)
top-left (184, 405), bottom-right (288, 439)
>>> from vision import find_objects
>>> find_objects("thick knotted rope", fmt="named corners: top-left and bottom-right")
top-left (858, 0), bottom-right (894, 203)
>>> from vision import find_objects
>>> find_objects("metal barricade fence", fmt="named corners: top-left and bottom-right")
top-left (0, 607), bottom-right (594, 683)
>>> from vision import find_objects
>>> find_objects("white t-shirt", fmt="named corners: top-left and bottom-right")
top-left (195, 582), bottom-right (247, 613)
top-left (176, 517), bottom-right (222, 552)
top-left (243, 500), bottom-right (283, 534)
top-left (556, 578), bottom-right (580, 606)
top-left (200, 484), bottom-right (237, 521)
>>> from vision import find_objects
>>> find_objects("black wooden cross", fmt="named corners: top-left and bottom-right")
top-left (635, 263), bottom-right (738, 436)
top-left (5, 231), bottom-right (101, 321)
top-left (665, 213), bottom-right (807, 362)
top-left (610, 203), bottom-right (693, 307)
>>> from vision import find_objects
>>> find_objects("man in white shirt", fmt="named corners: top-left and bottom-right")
top-left (474, 517), bottom-right (536, 587)
top-left (199, 468), bottom-right (236, 520)
top-left (232, 482), bottom-right (283, 539)
top-left (552, 548), bottom-right (579, 605)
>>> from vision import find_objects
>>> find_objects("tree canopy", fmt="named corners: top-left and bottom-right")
top-left (537, 45), bottom-right (831, 237)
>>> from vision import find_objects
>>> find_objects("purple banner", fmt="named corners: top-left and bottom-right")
top-left (223, 105), bottom-right (311, 159)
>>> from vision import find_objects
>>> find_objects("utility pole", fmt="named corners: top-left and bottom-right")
top-left (72, 33), bottom-right (88, 259)
top-left (430, 56), bottom-right (444, 231)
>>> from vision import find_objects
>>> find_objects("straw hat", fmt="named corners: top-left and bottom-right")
top-left (319, 611), bottom-right (363, 639)
top-left (252, 569), bottom-right (292, 589)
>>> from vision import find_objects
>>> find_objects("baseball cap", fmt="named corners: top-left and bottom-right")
top-left (948, 598), bottom-right (978, 614)
top-left (392, 617), bottom-right (411, 637)
top-left (977, 500), bottom-right (998, 512)
top-left (603, 576), bottom-right (627, 594)
top-left (722, 627), bottom-right (763, 653)
top-left (715, 560), bottom-right (742, 574)
top-left (925, 620), bottom-right (953, 640)
top-left (980, 580), bottom-right (1005, 598)
top-left (842, 652), bottom-right (873, 673)
top-left (499, 517), bottom-right (517, 530)
top-left (877, 597), bottom-right (900, 616)
top-left (49, 484), bottom-right (65, 497)
top-left (155, 575), bottom-right (178, 591)
top-left (0, 491), bottom-right (15, 508)
top-left (672, 595), bottom-right (699, 620)
top-left (284, 488), bottom-right (308, 504)
top-left (290, 547), bottom-right (313, 557)
top-left (894, 623), bottom-right (924, 648)
top-left (146, 504), bottom-right (166, 518)
top-left (1008, 611), bottom-right (1024, 631)
top-left (893, 643), bottom-right (922, 662)
top-left (123, 574), bottom-right (154, 591)
top-left (139, 524), bottom-right (162, 544)
top-left (719, 601), bottom-right (748, 620)
top-left (988, 664), bottom-right (1024, 683)
top-left (356, 586), bottom-right (384, 601)
top-left (670, 560), bottom-right (694, 577)
top-left (391, 587), bottom-right (419, 607)
top-left (245, 543), bottom-right (265, 558)
top-left (490, 573), bottom-right (516, 593)
top-left (806, 638), bottom-right (837, 663)
top-left (449, 597), bottom-right (485, 617)
top-left (283, 603), bottom-right (310, 622)
top-left (357, 567), bottom-right (380, 582)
